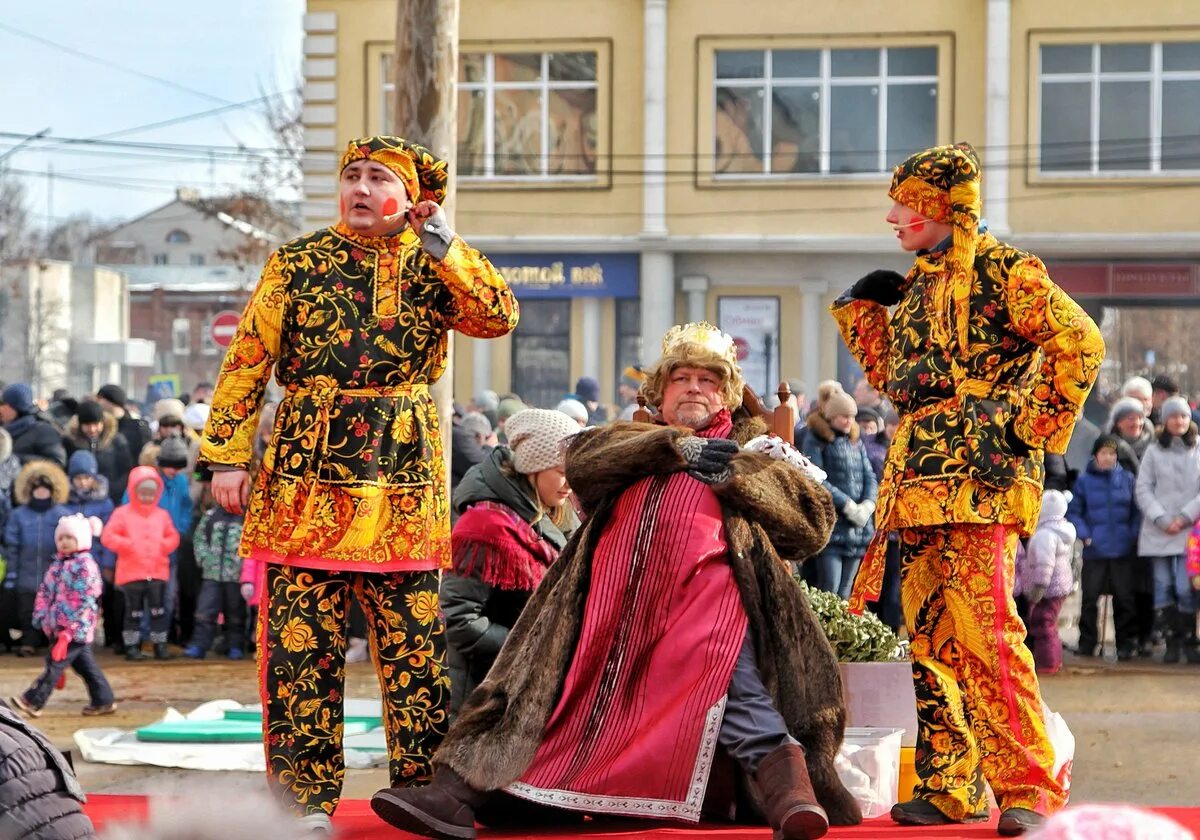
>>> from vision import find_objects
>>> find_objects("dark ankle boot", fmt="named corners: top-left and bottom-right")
top-left (998, 807), bottom-right (1045, 835)
top-left (125, 644), bottom-right (146, 661)
top-left (753, 743), bottom-right (829, 840)
top-left (1177, 611), bottom-right (1200, 664)
top-left (153, 643), bottom-right (172, 660)
top-left (891, 799), bottom-right (989, 826)
top-left (1159, 608), bottom-right (1181, 663)
top-left (370, 764), bottom-right (489, 840)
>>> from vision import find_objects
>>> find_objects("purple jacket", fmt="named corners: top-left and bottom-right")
top-left (31, 550), bottom-right (103, 644)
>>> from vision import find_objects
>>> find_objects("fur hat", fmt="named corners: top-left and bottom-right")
top-left (890, 142), bottom-right (981, 351)
top-left (555, 399), bottom-right (589, 425)
top-left (157, 436), bottom-right (190, 469)
top-left (1161, 395), bottom-right (1192, 422)
top-left (642, 322), bottom-right (745, 412)
top-left (182, 401), bottom-right (210, 431)
top-left (506, 409), bottom-right (580, 475)
top-left (154, 398), bottom-right (186, 423)
top-left (55, 513), bottom-right (102, 552)
top-left (1, 383), bottom-right (34, 415)
top-left (822, 391), bottom-right (858, 420)
top-left (339, 136), bottom-right (448, 205)
top-left (574, 376), bottom-right (601, 403)
top-left (76, 400), bottom-right (105, 425)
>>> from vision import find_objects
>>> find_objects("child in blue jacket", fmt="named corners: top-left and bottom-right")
top-left (1067, 435), bottom-right (1142, 659)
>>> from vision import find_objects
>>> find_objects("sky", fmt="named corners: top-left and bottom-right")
top-left (0, 1), bottom-right (305, 228)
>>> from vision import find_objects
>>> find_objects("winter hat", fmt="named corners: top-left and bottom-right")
top-left (76, 400), bottom-right (105, 425)
top-left (1027, 804), bottom-right (1192, 840)
top-left (1039, 489), bottom-right (1068, 522)
top-left (890, 141), bottom-right (981, 351)
top-left (856, 406), bottom-right (884, 428)
top-left (0, 383), bottom-right (34, 415)
top-left (816, 380), bottom-right (845, 409)
top-left (497, 397), bottom-right (528, 423)
top-left (822, 391), bottom-right (858, 421)
top-left (157, 436), bottom-right (190, 469)
top-left (620, 365), bottom-right (646, 390)
top-left (574, 376), bottom-right (601, 403)
top-left (507, 409), bottom-right (580, 475)
top-left (1161, 395), bottom-right (1192, 422)
top-left (1151, 374), bottom-right (1180, 395)
top-left (1092, 434), bottom-right (1121, 457)
top-left (68, 450), bottom-right (99, 478)
top-left (459, 411), bottom-right (493, 439)
top-left (1121, 376), bottom-right (1152, 400)
top-left (474, 390), bottom-right (499, 413)
top-left (1110, 396), bottom-right (1146, 426)
top-left (154, 398), bottom-right (186, 423)
top-left (339, 136), bottom-right (448, 205)
top-left (97, 384), bottom-right (128, 407)
top-left (555, 398), bottom-right (589, 425)
top-left (182, 401), bottom-right (210, 431)
top-left (55, 513), bottom-right (102, 552)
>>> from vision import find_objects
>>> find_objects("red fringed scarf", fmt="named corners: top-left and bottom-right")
top-left (451, 501), bottom-right (557, 591)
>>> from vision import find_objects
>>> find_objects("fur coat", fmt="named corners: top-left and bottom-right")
top-left (435, 414), bottom-right (863, 826)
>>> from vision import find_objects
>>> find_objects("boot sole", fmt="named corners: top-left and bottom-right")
top-left (891, 803), bottom-right (990, 826)
top-left (998, 815), bottom-right (1044, 836)
top-left (777, 804), bottom-right (829, 839)
top-left (370, 790), bottom-right (476, 840)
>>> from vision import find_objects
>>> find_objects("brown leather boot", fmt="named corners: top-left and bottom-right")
top-left (754, 743), bottom-right (830, 840)
top-left (370, 765), bottom-right (488, 840)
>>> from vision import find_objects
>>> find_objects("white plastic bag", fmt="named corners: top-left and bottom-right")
top-left (1041, 701), bottom-right (1075, 794)
top-left (834, 727), bottom-right (904, 818)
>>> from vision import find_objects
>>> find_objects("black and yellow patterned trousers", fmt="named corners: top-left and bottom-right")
top-left (259, 564), bottom-right (449, 817)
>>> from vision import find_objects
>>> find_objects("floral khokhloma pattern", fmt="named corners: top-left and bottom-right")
top-left (201, 222), bottom-right (518, 568)
top-left (898, 524), bottom-right (1065, 820)
top-left (261, 564), bottom-right (449, 816)
top-left (834, 231), bottom-right (1104, 611)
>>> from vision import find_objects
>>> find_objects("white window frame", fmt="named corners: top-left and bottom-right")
top-left (1038, 41), bottom-right (1200, 178)
top-left (171, 318), bottom-right (191, 356)
top-left (384, 51), bottom-right (600, 182)
top-left (712, 46), bottom-right (938, 180)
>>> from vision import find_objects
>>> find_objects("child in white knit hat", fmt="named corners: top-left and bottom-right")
top-left (443, 408), bottom-right (581, 713)
top-left (9, 513), bottom-right (116, 717)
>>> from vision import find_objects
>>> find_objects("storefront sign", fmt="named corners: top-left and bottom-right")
top-left (1050, 262), bottom-right (1200, 297)
top-left (717, 296), bottom-right (780, 397)
top-left (492, 253), bottom-right (639, 298)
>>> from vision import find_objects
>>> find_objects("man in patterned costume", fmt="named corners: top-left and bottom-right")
top-left (371, 322), bottom-right (861, 840)
top-left (201, 135), bottom-right (518, 832)
top-left (832, 142), bottom-right (1104, 836)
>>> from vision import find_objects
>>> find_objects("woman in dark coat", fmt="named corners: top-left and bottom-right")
top-left (803, 391), bottom-right (878, 599)
top-left (62, 402), bottom-right (133, 505)
top-left (444, 409), bottom-right (579, 713)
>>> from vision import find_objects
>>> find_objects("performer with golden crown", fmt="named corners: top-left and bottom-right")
top-left (372, 322), bottom-right (861, 840)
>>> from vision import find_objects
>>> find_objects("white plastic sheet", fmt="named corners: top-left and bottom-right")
top-left (835, 726), bottom-right (904, 819)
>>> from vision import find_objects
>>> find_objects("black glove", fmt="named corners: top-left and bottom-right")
top-left (677, 436), bottom-right (739, 485)
top-left (848, 270), bottom-right (906, 306)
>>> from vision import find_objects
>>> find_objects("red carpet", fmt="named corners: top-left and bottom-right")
top-left (82, 794), bottom-right (1200, 838)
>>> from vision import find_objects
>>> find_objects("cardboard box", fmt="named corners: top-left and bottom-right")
top-left (839, 661), bottom-right (919, 747)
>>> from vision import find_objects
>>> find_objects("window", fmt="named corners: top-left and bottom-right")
top-left (152, 253), bottom-right (168, 265)
top-left (171, 318), bottom-right (191, 356)
top-left (615, 298), bottom-right (642, 399)
top-left (713, 46), bottom-right (938, 176)
top-left (165, 229), bottom-right (191, 244)
top-left (189, 254), bottom-right (206, 266)
top-left (1039, 41), bottom-right (1200, 174)
top-left (380, 48), bottom-right (600, 180)
top-left (511, 299), bottom-right (570, 408)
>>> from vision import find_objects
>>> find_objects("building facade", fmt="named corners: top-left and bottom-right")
top-left (301, 0), bottom-right (1200, 408)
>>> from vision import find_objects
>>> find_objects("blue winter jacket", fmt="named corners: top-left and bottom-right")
top-left (3, 502), bottom-right (71, 593)
top-left (67, 479), bottom-right (116, 570)
top-left (802, 414), bottom-right (878, 552)
top-left (1067, 461), bottom-right (1141, 561)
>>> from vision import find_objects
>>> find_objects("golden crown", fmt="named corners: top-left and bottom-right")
top-left (661, 322), bottom-right (737, 365)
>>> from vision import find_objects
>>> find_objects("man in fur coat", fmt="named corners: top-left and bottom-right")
top-left (372, 322), bottom-right (860, 840)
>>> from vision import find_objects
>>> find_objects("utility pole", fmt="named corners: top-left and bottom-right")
top-left (393, 0), bottom-right (460, 487)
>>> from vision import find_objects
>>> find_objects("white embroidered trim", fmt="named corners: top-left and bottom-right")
top-left (503, 695), bottom-right (728, 822)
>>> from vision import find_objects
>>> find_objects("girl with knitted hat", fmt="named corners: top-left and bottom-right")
top-left (9, 513), bottom-right (115, 717)
top-left (443, 408), bottom-right (580, 713)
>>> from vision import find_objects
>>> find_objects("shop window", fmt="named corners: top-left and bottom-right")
top-left (713, 46), bottom-right (938, 176)
top-left (382, 50), bottom-right (599, 179)
top-left (615, 298), bottom-right (642, 398)
top-left (511, 299), bottom-right (570, 408)
top-left (1039, 41), bottom-right (1200, 174)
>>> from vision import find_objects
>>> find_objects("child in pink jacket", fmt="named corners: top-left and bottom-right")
top-left (1187, 521), bottom-right (1200, 595)
top-left (101, 466), bottom-right (179, 661)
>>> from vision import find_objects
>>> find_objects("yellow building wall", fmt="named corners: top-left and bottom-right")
top-left (665, 0), bottom-right (987, 237)
top-left (1009, 1), bottom-right (1200, 233)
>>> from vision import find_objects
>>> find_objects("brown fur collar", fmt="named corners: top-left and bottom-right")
top-left (65, 414), bottom-right (119, 449)
top-left (15, 460), bottom-right (70, 505)
top-left (806, 411), bottom-right (859, 444)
